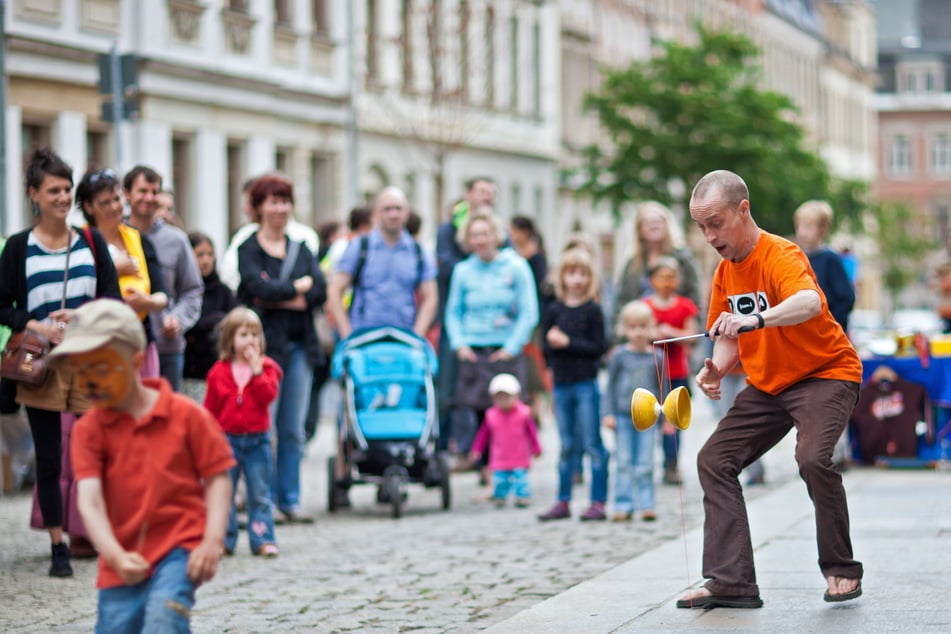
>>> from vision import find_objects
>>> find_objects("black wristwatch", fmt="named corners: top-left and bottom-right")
top-left (754, 313), bottom-right (765, 329)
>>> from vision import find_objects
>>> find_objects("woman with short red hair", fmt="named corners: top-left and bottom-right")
top-left (237, 175), bottom-right (327, 523)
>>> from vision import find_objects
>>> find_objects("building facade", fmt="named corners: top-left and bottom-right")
top-left (873, 0), bottom-right (951, 242)
top-left (3, 0), bottom-right (350, 254)
top-left (2, 0), bottom-right (560, 250)
top-left (353, 0), bottom-right (561, 245)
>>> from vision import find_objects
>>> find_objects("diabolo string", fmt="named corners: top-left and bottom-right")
top-left (653, 339), bottom-right (692, 593)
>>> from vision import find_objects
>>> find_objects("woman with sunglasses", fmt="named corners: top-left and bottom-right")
top-left (75, 167), bottom-right (168, 378)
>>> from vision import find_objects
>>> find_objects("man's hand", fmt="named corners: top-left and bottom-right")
top-left (161, 314), bottom-right (182, 338)
top-left (708, 311), bottom-right (759, 338)
top-left (456, 346), bottom-right (477, 362)
top-left (111, 551), bottom-right (151, 586)
top-left (696, 358), bottom-right (723, 400)
top-left (186, 539), bottom-right (222, 586)
top-left (602, 414), bottom-right (617, 430)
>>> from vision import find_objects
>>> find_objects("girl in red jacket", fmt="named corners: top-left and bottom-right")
top-left (204, 307), bottom-right (283, 557)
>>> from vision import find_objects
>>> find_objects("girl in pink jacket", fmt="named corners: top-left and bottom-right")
top-left (469, 373), bottom-right (541, 508)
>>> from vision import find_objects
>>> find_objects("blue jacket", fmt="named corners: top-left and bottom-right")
top-left (444, 248), bottom-right (539, 356)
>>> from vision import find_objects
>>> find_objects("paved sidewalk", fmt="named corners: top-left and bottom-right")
top-left (488, 462), bottom-right (951, 633)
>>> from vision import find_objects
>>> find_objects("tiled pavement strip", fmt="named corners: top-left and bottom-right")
top-left (0, 388), bottom-right (801, 633)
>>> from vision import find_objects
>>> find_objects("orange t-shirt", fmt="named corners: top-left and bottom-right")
top-left (707, 232), bottom-right (862, 395)
top-left (71, 378), bottom-right (236, 589)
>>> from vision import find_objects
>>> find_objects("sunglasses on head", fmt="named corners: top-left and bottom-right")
top-left (87, 168), bottom-right (118, 185)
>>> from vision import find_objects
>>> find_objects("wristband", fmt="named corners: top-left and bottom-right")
top-left (754, 313), bottom-right (765, 329)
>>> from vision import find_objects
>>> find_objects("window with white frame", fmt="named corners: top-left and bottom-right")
top-left (171, 135), bottom-right (193, 224)
top-left (366, 0), bottom-right (378, 83)
top-left (312, 0), bottom-right (328, 34)
top-left (485, 3), bottom-right (495, 107)
top-left (889, 134), bottom-right (912, 177)
top-left (933, 132), bottom-right (951, 176)
top-left (274, 0), bottom-right (292, 26)
top-left (401, 0), bottom-right (414, 91)
top-left (508, 15), bottom-right (518, 111)
top-left (897, 59), bottom-right (945, 94)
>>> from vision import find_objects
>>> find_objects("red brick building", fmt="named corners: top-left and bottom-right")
top-left (874, 0), bottom-right (951, 240)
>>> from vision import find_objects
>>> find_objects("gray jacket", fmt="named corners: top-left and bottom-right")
top-left (143, 219), bottom-right (204, 354)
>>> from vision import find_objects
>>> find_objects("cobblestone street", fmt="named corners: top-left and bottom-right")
top-left (0, 392), bottom-right (799, 633)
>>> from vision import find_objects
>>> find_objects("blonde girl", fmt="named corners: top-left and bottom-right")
top-left (204, 307), bottom-right (283, 557)
top-left (537, 249), bottom-right (610, 521)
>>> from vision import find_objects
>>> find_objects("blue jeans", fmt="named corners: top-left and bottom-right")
top-left (662, 378), bottom-right (689, 468)
top-left (270, 342), bottom-right (313, 512)
top-left (159, 352), bottom-right (184, 393)
top-left (553, 379), bottom-right (608, 503)
top-left (450, 406), bottom-right (481, 454)
top-left (613, 413), bottom-right (656, 513)
top-left (226, 433), bottom-right (276, 553)
top-left (436, 328), bottom-right (457, 451)
top-left (493, 468), bottom-right (531, 500)
top-left (96, 547), bottom-right (195, 634)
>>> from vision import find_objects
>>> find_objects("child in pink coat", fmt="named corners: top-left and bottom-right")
top-left (469, 373), bottom-right (541, 508)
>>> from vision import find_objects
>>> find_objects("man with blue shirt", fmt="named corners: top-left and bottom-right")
top-left (326, 187), bottom-right (438, 507)
top-left (326, 187), bottom-right (437, 339)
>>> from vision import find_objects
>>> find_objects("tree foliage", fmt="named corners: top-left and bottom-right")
top-left (581, 26), bottom-right (861, 235)
top-left (872, 201), bottom-right (938, 312)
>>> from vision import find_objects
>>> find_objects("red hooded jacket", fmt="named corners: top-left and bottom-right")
top-left (203, 356), bottom-right (282, 435)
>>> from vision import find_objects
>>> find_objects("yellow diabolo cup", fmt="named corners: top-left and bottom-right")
top-left (630, 386), bottom-right (692, 432)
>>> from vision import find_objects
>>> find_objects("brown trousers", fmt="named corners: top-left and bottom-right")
top-left (698, 378), bottom-right (863, 597)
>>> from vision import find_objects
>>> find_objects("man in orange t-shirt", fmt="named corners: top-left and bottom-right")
top-left (51, 299), bottom-right (234, 632)
top-left (676, 170), bottom-right (863, 611)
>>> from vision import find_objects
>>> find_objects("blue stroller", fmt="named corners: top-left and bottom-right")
top-left (329, 327), bottom-right (450, 518)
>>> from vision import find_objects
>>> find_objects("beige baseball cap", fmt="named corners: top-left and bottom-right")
top-left (49, 299), bottom-right (146, 359)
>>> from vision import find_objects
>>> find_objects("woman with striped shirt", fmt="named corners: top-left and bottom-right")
top-left (0, 148), bottom-right (120, 577)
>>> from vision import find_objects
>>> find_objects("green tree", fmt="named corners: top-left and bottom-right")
top-left (581, 26), bottom-right (861, 235)
top-left (872, 201), bottom-right (937, 313)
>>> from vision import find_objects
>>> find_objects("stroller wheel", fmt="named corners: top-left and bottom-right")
top-left (383, 468), bottom-right (407, 519)
top-left (327, 456), bottom-right (338, 512)
top-left (327, 456), bottom-right (351, 512)
top-left (438, 453), bottom-right (452, 511)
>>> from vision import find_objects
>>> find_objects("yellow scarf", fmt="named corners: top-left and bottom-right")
top-left (116, 224), bottom-right (152, 319)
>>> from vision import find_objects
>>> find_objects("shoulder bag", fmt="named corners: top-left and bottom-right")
top-left (0, 231), bottom-right (73, 384)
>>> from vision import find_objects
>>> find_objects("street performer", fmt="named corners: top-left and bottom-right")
top-left (677, 170), bottom-right (863, 609)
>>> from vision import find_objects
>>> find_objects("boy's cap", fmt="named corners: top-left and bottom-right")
top-left (49, 299), bottom-right (146, 359)
top-left (489, 373), bottom-right (521, 395)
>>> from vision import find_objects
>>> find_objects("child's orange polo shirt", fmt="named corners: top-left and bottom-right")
top-left (707, 232), bottom-right (863, 395)
top-left (72, 378), bottom-right (235, 589)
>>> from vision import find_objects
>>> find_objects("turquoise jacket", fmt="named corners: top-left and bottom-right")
top-left (444, 248), bottom-right (539, 356)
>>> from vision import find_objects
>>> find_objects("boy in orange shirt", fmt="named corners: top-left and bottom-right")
top-left (51, 299), bottom-right (234, 632)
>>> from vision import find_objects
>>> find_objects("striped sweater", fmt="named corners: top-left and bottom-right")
top-left (0, 227), bottom-right (120, 333)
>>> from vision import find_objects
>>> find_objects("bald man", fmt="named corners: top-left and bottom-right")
top-left (326, 186), bottom-right (437, 339)
top-left (677, 170), bottom-right (863, 610)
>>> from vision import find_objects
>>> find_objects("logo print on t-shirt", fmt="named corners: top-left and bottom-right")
top-left (728, 292), bottom-right (770, 315)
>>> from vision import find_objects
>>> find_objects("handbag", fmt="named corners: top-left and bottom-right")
top-left (1, 329), bottom-right (52, 384)
top-left (0, 230), bottom-right (73, 385)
